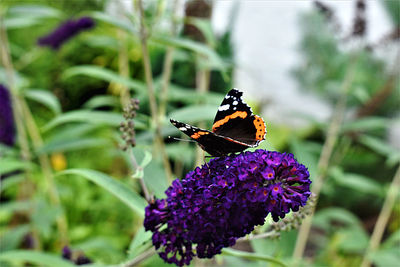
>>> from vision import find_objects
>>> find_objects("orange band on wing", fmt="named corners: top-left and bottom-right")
top-left (191, 131), bottom-right (210, 139)
top-left (253, 115), bottom-right (266, 141)
top-left (212, 111), bottom-right (248, 132)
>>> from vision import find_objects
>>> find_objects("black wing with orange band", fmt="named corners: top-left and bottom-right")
top-left (212, 89), bottom-right (266, 146)
top-left (170, 119), bottom-right (251, 156)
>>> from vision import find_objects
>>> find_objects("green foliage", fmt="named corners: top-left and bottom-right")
top-left (1, 1), bottom-right (398, 267)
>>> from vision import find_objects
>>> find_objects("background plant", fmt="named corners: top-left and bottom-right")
top-left (0, 0), bottom-right (399, 267)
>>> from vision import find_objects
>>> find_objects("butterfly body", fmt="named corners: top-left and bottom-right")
top-left (170, 88), bottom-right (266, 157)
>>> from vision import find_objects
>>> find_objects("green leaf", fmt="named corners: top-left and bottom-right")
top-left (42, 110), bottom-right (124, 132)
top-left (341, 117), bottom-right (388, 133)
top-left (330, 168), bottom-right (383, 197)
top-left (0, 201), bottom-right (33, 213)
top-left (8, 5), bottom-right (62, 18)
top-left (166, 83), bottom-right (224, 105)
top-left (0, 250), bottom-right (76, 267)
top-left (151, 35), bottom-right (226, 71)
top-left (143, 160), bottom-right (168, 198)
top-left (24, 89), bottom-right (61, 115)
top-left (38, 137), bottom-right (110, 154)
top-left (83, 95), bottom-right (119, 109)
top-left (382, 229), bottom-right (400, 248)
top-left (84, 35), bottom-right (119, 50)
top-left (0, 225), bottom-right (31, 252)
top-left (168, 105), bottom-right (217, 124)
top-left (0, 175), bottom-right (25, 192)
top-left (132, 150), bottom-right (153, 179)
top-left (31, 199), bottom-right (61, 239)
top-left (4, 17), bottom-right (41, 29)
top-left (313, 207), bottom-right (362, 232)
top-left (62, 65), bottom-right (146, 94)
top-left (359, 134), bottom-right (400, 165)
top-left (57, 169), bottom-right (146, 217)
top-left (186, 17), bottom-right (216, 47)
top-left (128, 227), bottom-right (152, 258)
top-left (0, 158), bottom-right (31, 175)
top-left (336, 226), bottom-right (368, 252)
top-left (89, 11), bottom-right (136, 34)
top-left (370, 247), bottom-right (400, 267)
top-left (222, 248), bottom-right (287, 267)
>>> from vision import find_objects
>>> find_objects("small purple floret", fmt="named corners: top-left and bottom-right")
top-left (144, 150), bottom-right (311, 266)
top-left (38, 17), bottom-right (95, 50)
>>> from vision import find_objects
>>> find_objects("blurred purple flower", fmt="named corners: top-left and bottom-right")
top-left (38, 17), bottom-right (95, 50)
top-left (0, 84), bottom-right (15, 147)
top-left (62, 246), bottom-right (92, 265)
top-left (144, 150), bottom-right (311, 266)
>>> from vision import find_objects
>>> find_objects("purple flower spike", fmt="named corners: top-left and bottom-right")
top-left (0, 85), bottom-right (16, 147)
top-left (144, 150), bottom-right (311, 266)
top-left (38, 17), bottom-right (95, 50)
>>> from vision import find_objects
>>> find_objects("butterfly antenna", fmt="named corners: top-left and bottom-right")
top-left (168, 136), bottom-right (196, 143)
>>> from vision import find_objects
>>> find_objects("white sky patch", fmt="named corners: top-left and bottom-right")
top-left (218, 104), bottom-right (230, 111)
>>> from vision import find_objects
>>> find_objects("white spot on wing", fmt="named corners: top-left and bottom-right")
top-left (179, 127), bottom-right (187, 131)
top-left (232, 100), bottom-right (238, 105)
top-left (218, 104), bottom-right (230, 111)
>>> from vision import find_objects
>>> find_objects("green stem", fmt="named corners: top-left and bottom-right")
top-left (117, 29), bottom-right (131, 107)
top-left (159, 0), bottom-right (180, 119)
top-left (222, 248), bottom-right (287, 267)
top-left (117, 247), bottom-right (156, 267)
top-left (20, 99), bottom-right (69, 246)
top-left (136, 0), bottom-right (173, 183)
top-left (292, 52), bottom-right (359, 260)
top-left (194, 66), bottom-right (210, 167)
top-left (360, 166), bottom-right (400, 267)
top-left (237, 230), bottom-right (280, 242)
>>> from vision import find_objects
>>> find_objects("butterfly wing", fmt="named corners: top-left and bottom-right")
top-left (170, 119), bottom-right (250, 156)
top-left (212, 88), bottom-right (266, 146)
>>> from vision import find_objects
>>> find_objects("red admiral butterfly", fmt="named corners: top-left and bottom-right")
top-left (170, 88), bottom-right (266, 157)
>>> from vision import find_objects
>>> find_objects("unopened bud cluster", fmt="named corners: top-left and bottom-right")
top-left (120, 99), bottom-right (140, 150)
top-left (270, 193), bottom-right (316, 237)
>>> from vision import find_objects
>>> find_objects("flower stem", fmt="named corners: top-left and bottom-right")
top-left (128, 148), bottom-right (150, 202)
top-left (194, 66), bottom-right (210, 167)
top-left (20, 99), bottom-right (69, 245)
top-left (118, 247), bottom-right (156, 267)
top-left (136, 0), bottom-right (173, 183)
top-left (360, 166), bottom-right (400, 267)
top-left (292, 52), bottom-right (359, 261)
top-left (222, 248), bottom-right (287, 267)
top-left (117, 29), bottom-right (131, 107)
top-left (159, 0), bottom-right (180, 119)
top-left (237, 230), bottom-right (280, 242)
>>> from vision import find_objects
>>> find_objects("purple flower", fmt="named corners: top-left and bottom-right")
top-left (62, 246), bottom-right (92, 265)
top-left (0, 85), bottom-right (15, 146)
top-left (38, 17), bottom-right (95, 50)
top-left (144, 150), bottom-right (311, 266)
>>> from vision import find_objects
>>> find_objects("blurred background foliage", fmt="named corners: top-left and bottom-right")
top-left (0, 0), bottom-right (399, 267)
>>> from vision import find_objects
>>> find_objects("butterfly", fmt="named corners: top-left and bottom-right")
top-left (170, 88), bottom-right (266, 157)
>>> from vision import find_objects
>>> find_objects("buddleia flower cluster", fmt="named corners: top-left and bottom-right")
top-left (0, 85), bottom-right (15, 147)
top-left (144, 150), bottom-right (311, 266)
top-left (38, 17), bottom-right (95, 50)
